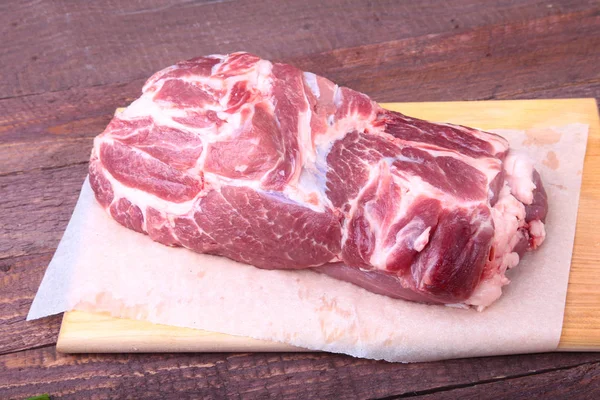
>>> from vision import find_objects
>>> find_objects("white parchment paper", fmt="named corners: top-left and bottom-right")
top-left (28, 124), bottom-right (588, 362)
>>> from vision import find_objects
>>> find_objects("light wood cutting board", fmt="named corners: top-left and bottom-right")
top-left (57, 98), bottom-right (600, 353)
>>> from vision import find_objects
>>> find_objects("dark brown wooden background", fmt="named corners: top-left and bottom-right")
top-left (1, 1), bottom-right (599, 399)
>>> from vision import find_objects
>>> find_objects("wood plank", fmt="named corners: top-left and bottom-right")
top-left (0, 163), bottom-right (88, 260)
top-left (2, 346), bottom-right (600, 399)
top-left (1, 4), bottom-right (597, 178)
top-left (0, 253), bottom-right (62, 355)
top-left (55, 99), bottom-right (600, 353)
top-left (1, 0), bottom-right (595, 99)
top-left (0, 79), bottom-right (142, 143)
top-left (418, 361), bottom-right (600, 399)
top-left (290, 7), bottom-right (600, 103)
top-left (0, 80), bottom-right (142, 176)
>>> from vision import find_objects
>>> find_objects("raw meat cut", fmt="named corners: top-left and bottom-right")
top-left (89, 52), bottom-right (548, 310)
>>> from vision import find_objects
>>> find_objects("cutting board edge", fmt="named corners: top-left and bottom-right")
top-left (555, 96), bottom-right (600, 350)
top-left (56, 310), bottom-right (309, 353)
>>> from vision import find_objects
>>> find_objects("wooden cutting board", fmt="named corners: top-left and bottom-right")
top-left (57, 98), bottom-right (600, 353)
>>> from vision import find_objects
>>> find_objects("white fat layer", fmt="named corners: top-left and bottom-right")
top-left (303, 72), bottom-right (320, 98)
top-left (255, 60), bottom-right (274, 95)
top-left (210, 55), bottom-right (226, 75)
top-left (413, 227), bottom-right (431, 252)
top-left (286, 83), bottom-right (387, 212)
top-left (213, 111), bottom-right (245, 141)
top-left (490, 184), bottom-right (526, 257)
top-left (465, 159), bottom-right (543, 310)
top-left (464, 184), bottom-right (524, 309)
top-left (327, 114), bottom-right (335, 126)
top-left (361, 161), bottom-right (393, 250)
top-left (314, 89), bottom-right (383, 149)
top-left (504, 151), bottom-right (536, 205)
top-left (464, 272), bottom-right (510, 311)
top-left (529, 219), bottom-right (546, 248)
top-left (332, 85), bottom-right (342, 108)
top-left (340, 159), bottom-right (383, 246)
top-left (297, 86), bottom-right (316, 166)
top-left (284, 136), bottom-right (334, 213)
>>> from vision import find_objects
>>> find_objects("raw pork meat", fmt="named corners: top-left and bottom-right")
top-left (89, 53), bottom-right (548, 309)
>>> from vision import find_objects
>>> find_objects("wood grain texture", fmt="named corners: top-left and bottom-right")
top-left (0, 253), bottom-right (62, 356)
top-left (1, 2), bottom-right (597, 175)
top-left (1, 0), bottom-right (595, 99)
top-left (2, 346), bottom-right (600, 400)
top-left (291, 8), bottom-right (600, 103)
top-left (1, 0), bottom-right (600, 398)
top-left (0, 163), bottom-right (88, 260)
top-left (54, 99), bottom-right (600, 354)
top-left (418, 362), bottom-right (600, 399)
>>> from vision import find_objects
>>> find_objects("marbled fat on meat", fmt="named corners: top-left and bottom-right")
top-left (89, 52), bottom-right (548, 309)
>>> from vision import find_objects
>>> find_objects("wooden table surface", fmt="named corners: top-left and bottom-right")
top-left (1, 1), bottom-right (599, 399)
